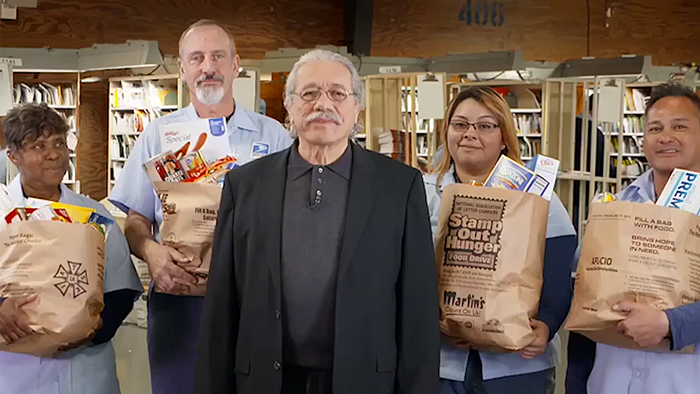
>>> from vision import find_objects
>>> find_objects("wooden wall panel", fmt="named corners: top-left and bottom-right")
top-left (371, 0), bottom-right (700, 65)
top-left (0, 0), bottom-right (345, 58)
top-left (371, 0), bottom-right (589, 62)
top-left (587, 0), bottom-right (700, 64)
top-left (77, 76), bottom-right (109, 201)
top-left (261, 80), bottom-right (287, 124)
top-left (77, 70), bottom-right (130, 201)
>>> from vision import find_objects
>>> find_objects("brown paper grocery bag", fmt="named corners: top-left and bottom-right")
top-left (434, 184), bottom-right (549, 351)
top-left (154, 181), bottom-right (222, 296)
top-left (566, 201), bottom-right (700, 353)
top-left (0, 221), bottom-right (105, 357)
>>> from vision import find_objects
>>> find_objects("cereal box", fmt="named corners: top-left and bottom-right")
top-left (484, 156), bottom-right (537, 192)
top-left (656, 169), bottom-right (700, 215)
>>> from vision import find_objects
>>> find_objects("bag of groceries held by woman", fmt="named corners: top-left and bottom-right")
top-left (142, 117), bottom-right (236, 296)
top-left (434, 155), bottom-right (553, 351)
top-left (566, 170), bottom-right (700, 353)
top-left (0, 199), bottom-right (111, 357)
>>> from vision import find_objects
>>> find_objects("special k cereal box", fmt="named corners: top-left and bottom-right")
top-left (159, 118), bottom-right (231, 164)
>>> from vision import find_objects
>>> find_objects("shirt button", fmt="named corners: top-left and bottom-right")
top-left (316, 190), bottom-right (322, 196)
top-left (274, 361), bottom-right (281, 370)
top-left (275, 309), bottom-right (281, 319)
top-left (318, 168), bottom-right (324, 174)
top-left (317, 178), bottom-right (323, 184)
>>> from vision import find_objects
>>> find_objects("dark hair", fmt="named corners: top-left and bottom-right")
top-left (3, 103), bottom-right (70, 150)
top-left (645, 82), bottom-right (700, 118)
top-left (432, 86), bottom-right (522, 189)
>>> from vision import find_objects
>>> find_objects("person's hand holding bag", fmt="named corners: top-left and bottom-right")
top-left (519, 319), bottom-right (550, 359)
top-left (0, 295), bottom-right (37, 343)
top-left (614, 301), bottom-right (671, 348)
top-left (143, 240), bottom-right (197, 295)
top-left (52, 317), bottom-right (103, 356)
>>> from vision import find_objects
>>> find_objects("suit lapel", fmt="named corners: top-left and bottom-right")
top-left (255, 149), bottom-right (290, 296)
top-left (337, 143), bottom-right (376, 282)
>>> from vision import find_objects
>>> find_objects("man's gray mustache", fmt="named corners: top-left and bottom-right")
top-left (306, 112), bottom-right (341, 124)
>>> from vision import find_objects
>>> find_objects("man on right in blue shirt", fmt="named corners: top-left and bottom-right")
top-left (581, 82), bottom-right (700, 394)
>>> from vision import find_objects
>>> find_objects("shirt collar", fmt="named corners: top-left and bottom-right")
top-left (619, 169), bottom-right (656, 203)
top-left (8, 174), bottom-right (70, 205)
top-left (287, 140), bottom-right (353, 181)
top-left (435, 165), bottom-right (457, 191)
top-left (183, 102), bottom-right (260, 133)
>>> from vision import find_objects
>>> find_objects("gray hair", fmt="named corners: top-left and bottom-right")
top-left (284, 49), bottom-right (364, 137)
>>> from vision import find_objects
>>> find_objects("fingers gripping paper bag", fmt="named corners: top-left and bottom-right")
top-left (565, 201), bottom-right (700, 353)
top-left (434, 184), bottom-right (550, 351)
top-left (154, 181), bottom-right (222, 296)
top-left (0, 221), bottom-right (105, 357)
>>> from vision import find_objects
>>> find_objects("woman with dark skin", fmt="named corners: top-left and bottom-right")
top-left (0, 103), bottom-right (142, 394)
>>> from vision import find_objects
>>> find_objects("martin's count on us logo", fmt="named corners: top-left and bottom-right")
top-left (53, 261), bottom-right (89, 298)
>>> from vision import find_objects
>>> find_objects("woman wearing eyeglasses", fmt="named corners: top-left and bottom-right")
top-left (424, 87), bottom-right (577, 394)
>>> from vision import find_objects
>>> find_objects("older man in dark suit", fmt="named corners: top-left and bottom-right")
top-left (195, 48), bottom-right (440, 394)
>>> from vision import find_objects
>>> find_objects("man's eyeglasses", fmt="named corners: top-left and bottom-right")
top-left (449, 121), bottom-right (500, 134)
top-left (294, 87), bottom-right (356, 103)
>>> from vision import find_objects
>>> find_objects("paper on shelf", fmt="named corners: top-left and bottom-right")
top-left (597, 79), bottom-right (624, 123)
top-left (416, 73), bottom-right (445, 120)
top-left (0, 63), bottom-right (12, 116)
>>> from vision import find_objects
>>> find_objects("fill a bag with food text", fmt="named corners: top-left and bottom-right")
top-left (434, 184), bottom-right (549, 351)
top-left (565, 200), bottom-right (700, 353)
top-left (154, 181), bottom-right (222, 296)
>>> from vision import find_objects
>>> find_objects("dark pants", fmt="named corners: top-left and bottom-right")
top-left (564, 332), bottom-right (596, 394)
top-left (440, 351), bottom-right (556, 394)
top-left (282, 366), bottom-right (333, 394)
top-left (147, 290), bottom-right (204, 394)
top-left (565, 278), bottom-right (597, 394)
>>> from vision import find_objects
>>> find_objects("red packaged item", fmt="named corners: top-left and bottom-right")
top-left (143, 151), bottom-right (189, 183)
top-left (52, 208), bottom-right (73, 223)
top-left (178, 150), bottom-right (208, 180)
top-left (5, 208), bottom-right (33, 224)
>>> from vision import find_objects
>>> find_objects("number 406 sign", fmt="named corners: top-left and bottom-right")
top-left (459, 0), bottom-right (505, 27)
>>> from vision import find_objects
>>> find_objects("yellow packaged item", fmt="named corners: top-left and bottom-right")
top-left (49, 203), bottom-right (96, 224)
top-left (591, 192), bottom-right (617, 203)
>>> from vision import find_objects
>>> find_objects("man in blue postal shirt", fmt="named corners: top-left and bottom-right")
top-left (108, 19), bottom-right (292, 394)
top-left (577, 82), bottom-right (700, 394)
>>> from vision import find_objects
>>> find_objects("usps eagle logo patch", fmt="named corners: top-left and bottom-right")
top-left (251, 142), bottom-right (270, 158)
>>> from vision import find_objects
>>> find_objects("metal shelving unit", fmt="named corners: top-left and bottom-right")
top-left (107, 74), bottom-right (182, 193)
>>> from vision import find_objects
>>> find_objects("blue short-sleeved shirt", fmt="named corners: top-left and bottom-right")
top-left (108, 103), bottom-right (292, 231)
top-left (424, 165), bottom-right (576, 381)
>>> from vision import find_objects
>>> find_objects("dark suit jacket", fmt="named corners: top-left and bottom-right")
top-left (195, 141), bottom-right (440, 394)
